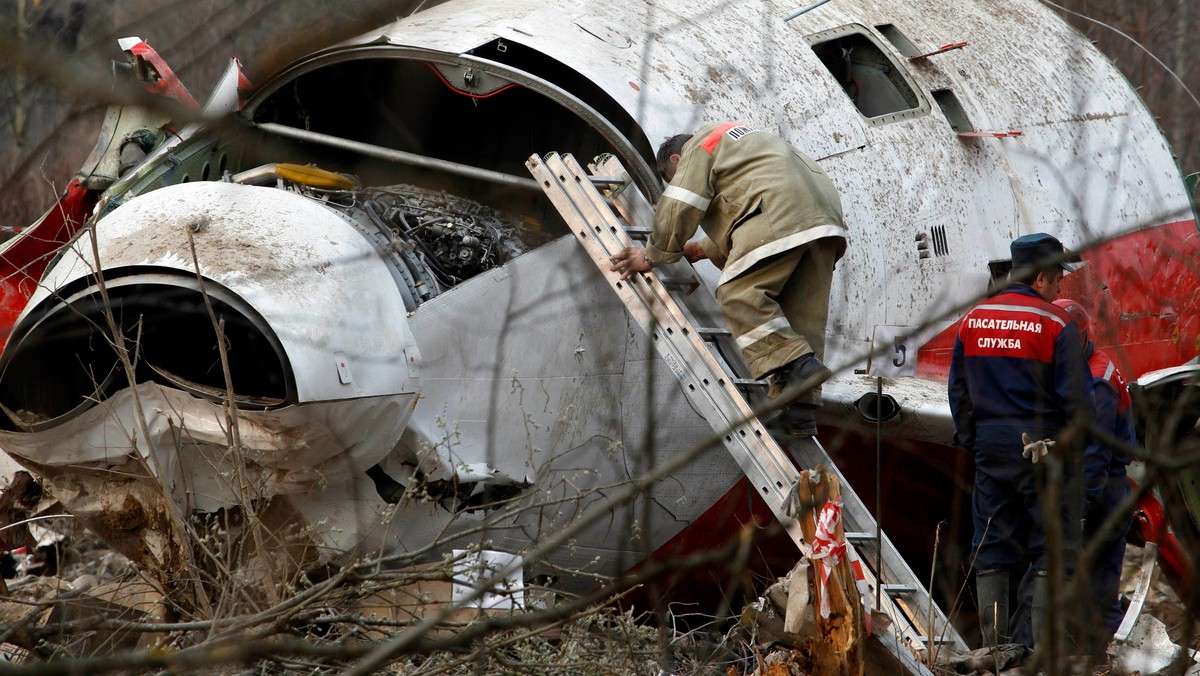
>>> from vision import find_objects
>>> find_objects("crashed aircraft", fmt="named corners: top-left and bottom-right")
top-left (0, 0), bottom-right (1197, 658)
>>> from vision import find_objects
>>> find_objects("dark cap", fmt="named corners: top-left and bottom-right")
top-left (1010, 233), bottom-right (1082, 274)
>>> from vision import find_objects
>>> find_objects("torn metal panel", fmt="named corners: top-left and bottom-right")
top-left (0, 383), bottom-right (415, 599)
top-left (1109, 543), bottom-right (1200, 674)
top-left (392, 234), bottom-right (749, 584)
top-left (0, 382), bottom-right (414, 508)
top-left (8, 454), bottom-right (196, 606)
top-left (1111, 612), bottom-right (1200, 675)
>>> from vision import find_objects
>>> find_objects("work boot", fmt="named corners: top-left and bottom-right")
top-left (765, 353), bottom-right (832, 401)
top-left (765, 353), bottom-right (831, 438)
top-left (777, 403), bottom-right (818, 438)
top-left (977, 568), bottom-right (1011, 647)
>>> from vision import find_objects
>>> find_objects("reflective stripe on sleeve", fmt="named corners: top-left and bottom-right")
top-left (663, 185), bottom-right (712, 211)
top-left (971, 303), bottom-right (1068, 327)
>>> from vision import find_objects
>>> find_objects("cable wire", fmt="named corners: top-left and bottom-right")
top-left (1038, 0), bottom-right (1200, 111)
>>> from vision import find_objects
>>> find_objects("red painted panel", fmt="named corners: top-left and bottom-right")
top-left (1059, 220), bottom-right (1200, 379)
top-left (919, 220), bottom-right (1200, 382)
top-left (0, 180), bottom-right (98, 350)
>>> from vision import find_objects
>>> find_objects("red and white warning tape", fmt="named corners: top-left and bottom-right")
top-left (809, 498), bottom-right (873, 634)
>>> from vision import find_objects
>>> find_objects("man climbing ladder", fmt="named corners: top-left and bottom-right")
top-left (529, 150), bottom-right (967, 669)
top-left (608, 122), bottom-right (848, 437)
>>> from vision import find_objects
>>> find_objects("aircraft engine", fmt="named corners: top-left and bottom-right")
top-left (0, 176), bottom-right (534, 590)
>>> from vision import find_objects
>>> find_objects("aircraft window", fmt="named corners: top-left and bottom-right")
top-left (932, 89), bottom-right (975, 133)
top-left (875, 24), bottom-right (918, 57)
top-left (807, 25), bottom-right (928, 125)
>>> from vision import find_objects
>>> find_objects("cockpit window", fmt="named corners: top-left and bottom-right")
top-left (807, 25), bottom-right (928, 125)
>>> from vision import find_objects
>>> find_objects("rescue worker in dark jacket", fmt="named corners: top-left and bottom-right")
top-left (610, 123), bottom-right (848, 436)
top-left (948, 232), bottom-right (1096, 649)
top-left (1053, 297), bottom-right (1136, 648)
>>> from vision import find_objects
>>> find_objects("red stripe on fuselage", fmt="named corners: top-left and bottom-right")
top-left (919, 220), bottom-right (1200, 381)
top-left (1059, 220), bottom-right (1200, 378)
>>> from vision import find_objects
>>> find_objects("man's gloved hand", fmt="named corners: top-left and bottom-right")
top-left (1021, 433), bottom-right (1056, 463)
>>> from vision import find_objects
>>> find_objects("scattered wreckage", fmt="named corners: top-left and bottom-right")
top-left (0, 0), bottom-right (1198, 672)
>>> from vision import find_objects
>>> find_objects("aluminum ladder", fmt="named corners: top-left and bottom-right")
top-left (527, 152), bottom-right (969, 667)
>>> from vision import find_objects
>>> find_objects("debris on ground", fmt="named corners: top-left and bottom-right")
top-left (934, 643), bottom-right (1029, 674)
top-left (0, 469), bottom-right (1198, 675)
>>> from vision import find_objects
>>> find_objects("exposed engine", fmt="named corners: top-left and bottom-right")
top-left (365, 185), bottom-right (529, 283)
top-left (306, 182), bottom-right (540, 306)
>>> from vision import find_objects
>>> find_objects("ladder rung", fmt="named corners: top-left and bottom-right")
top-left (661, 279), bottom-right (696, 292)
top-left (844, 531), bottom-right (877, 544)
top-left (625, 226), bottom-right (652, 238)
top-left (697, 327), bottom-right (732, 339)
top-left (731, 377), bottom-right (768, 389)
top-left (915, 635), bottom-right (960, 645)
top-left (881, 583), bottom-right (917, 595)
top-left (588, 175), bottom-right (624, 185)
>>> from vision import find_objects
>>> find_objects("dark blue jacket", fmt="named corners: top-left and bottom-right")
top-left (1084, 343), bottom-right (1136, 480)
top-left (948, 284), bottom-right (1096, 452)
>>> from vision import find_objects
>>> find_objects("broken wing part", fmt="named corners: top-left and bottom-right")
top-left (117, 37), bottom-right (199, 108)
top-left (199, 57), bottom-right (251, 120)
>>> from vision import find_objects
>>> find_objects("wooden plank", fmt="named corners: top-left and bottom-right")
top-left (794, 467), bottom-right (864, 676)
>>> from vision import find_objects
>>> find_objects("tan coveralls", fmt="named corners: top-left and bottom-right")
top-left (644, 123), bottom-right (847, 402)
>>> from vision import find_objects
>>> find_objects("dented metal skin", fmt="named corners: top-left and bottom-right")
top-left (0, 0), bottom-right (1195, 615)
top-left (0, 182), bottom-right (421, 571)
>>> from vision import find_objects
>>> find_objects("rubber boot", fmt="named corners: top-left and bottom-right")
top-left (1031, 570), bottom-right (1049, 650)
top-left (977, 568), bottom-right (1011, 647)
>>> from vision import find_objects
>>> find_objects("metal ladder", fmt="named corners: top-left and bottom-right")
top-left (527, 152), bottom-right (969, 667)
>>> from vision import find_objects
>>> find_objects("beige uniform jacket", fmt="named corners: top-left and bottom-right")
top-left (645, 122), bottom-right (848, 285)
